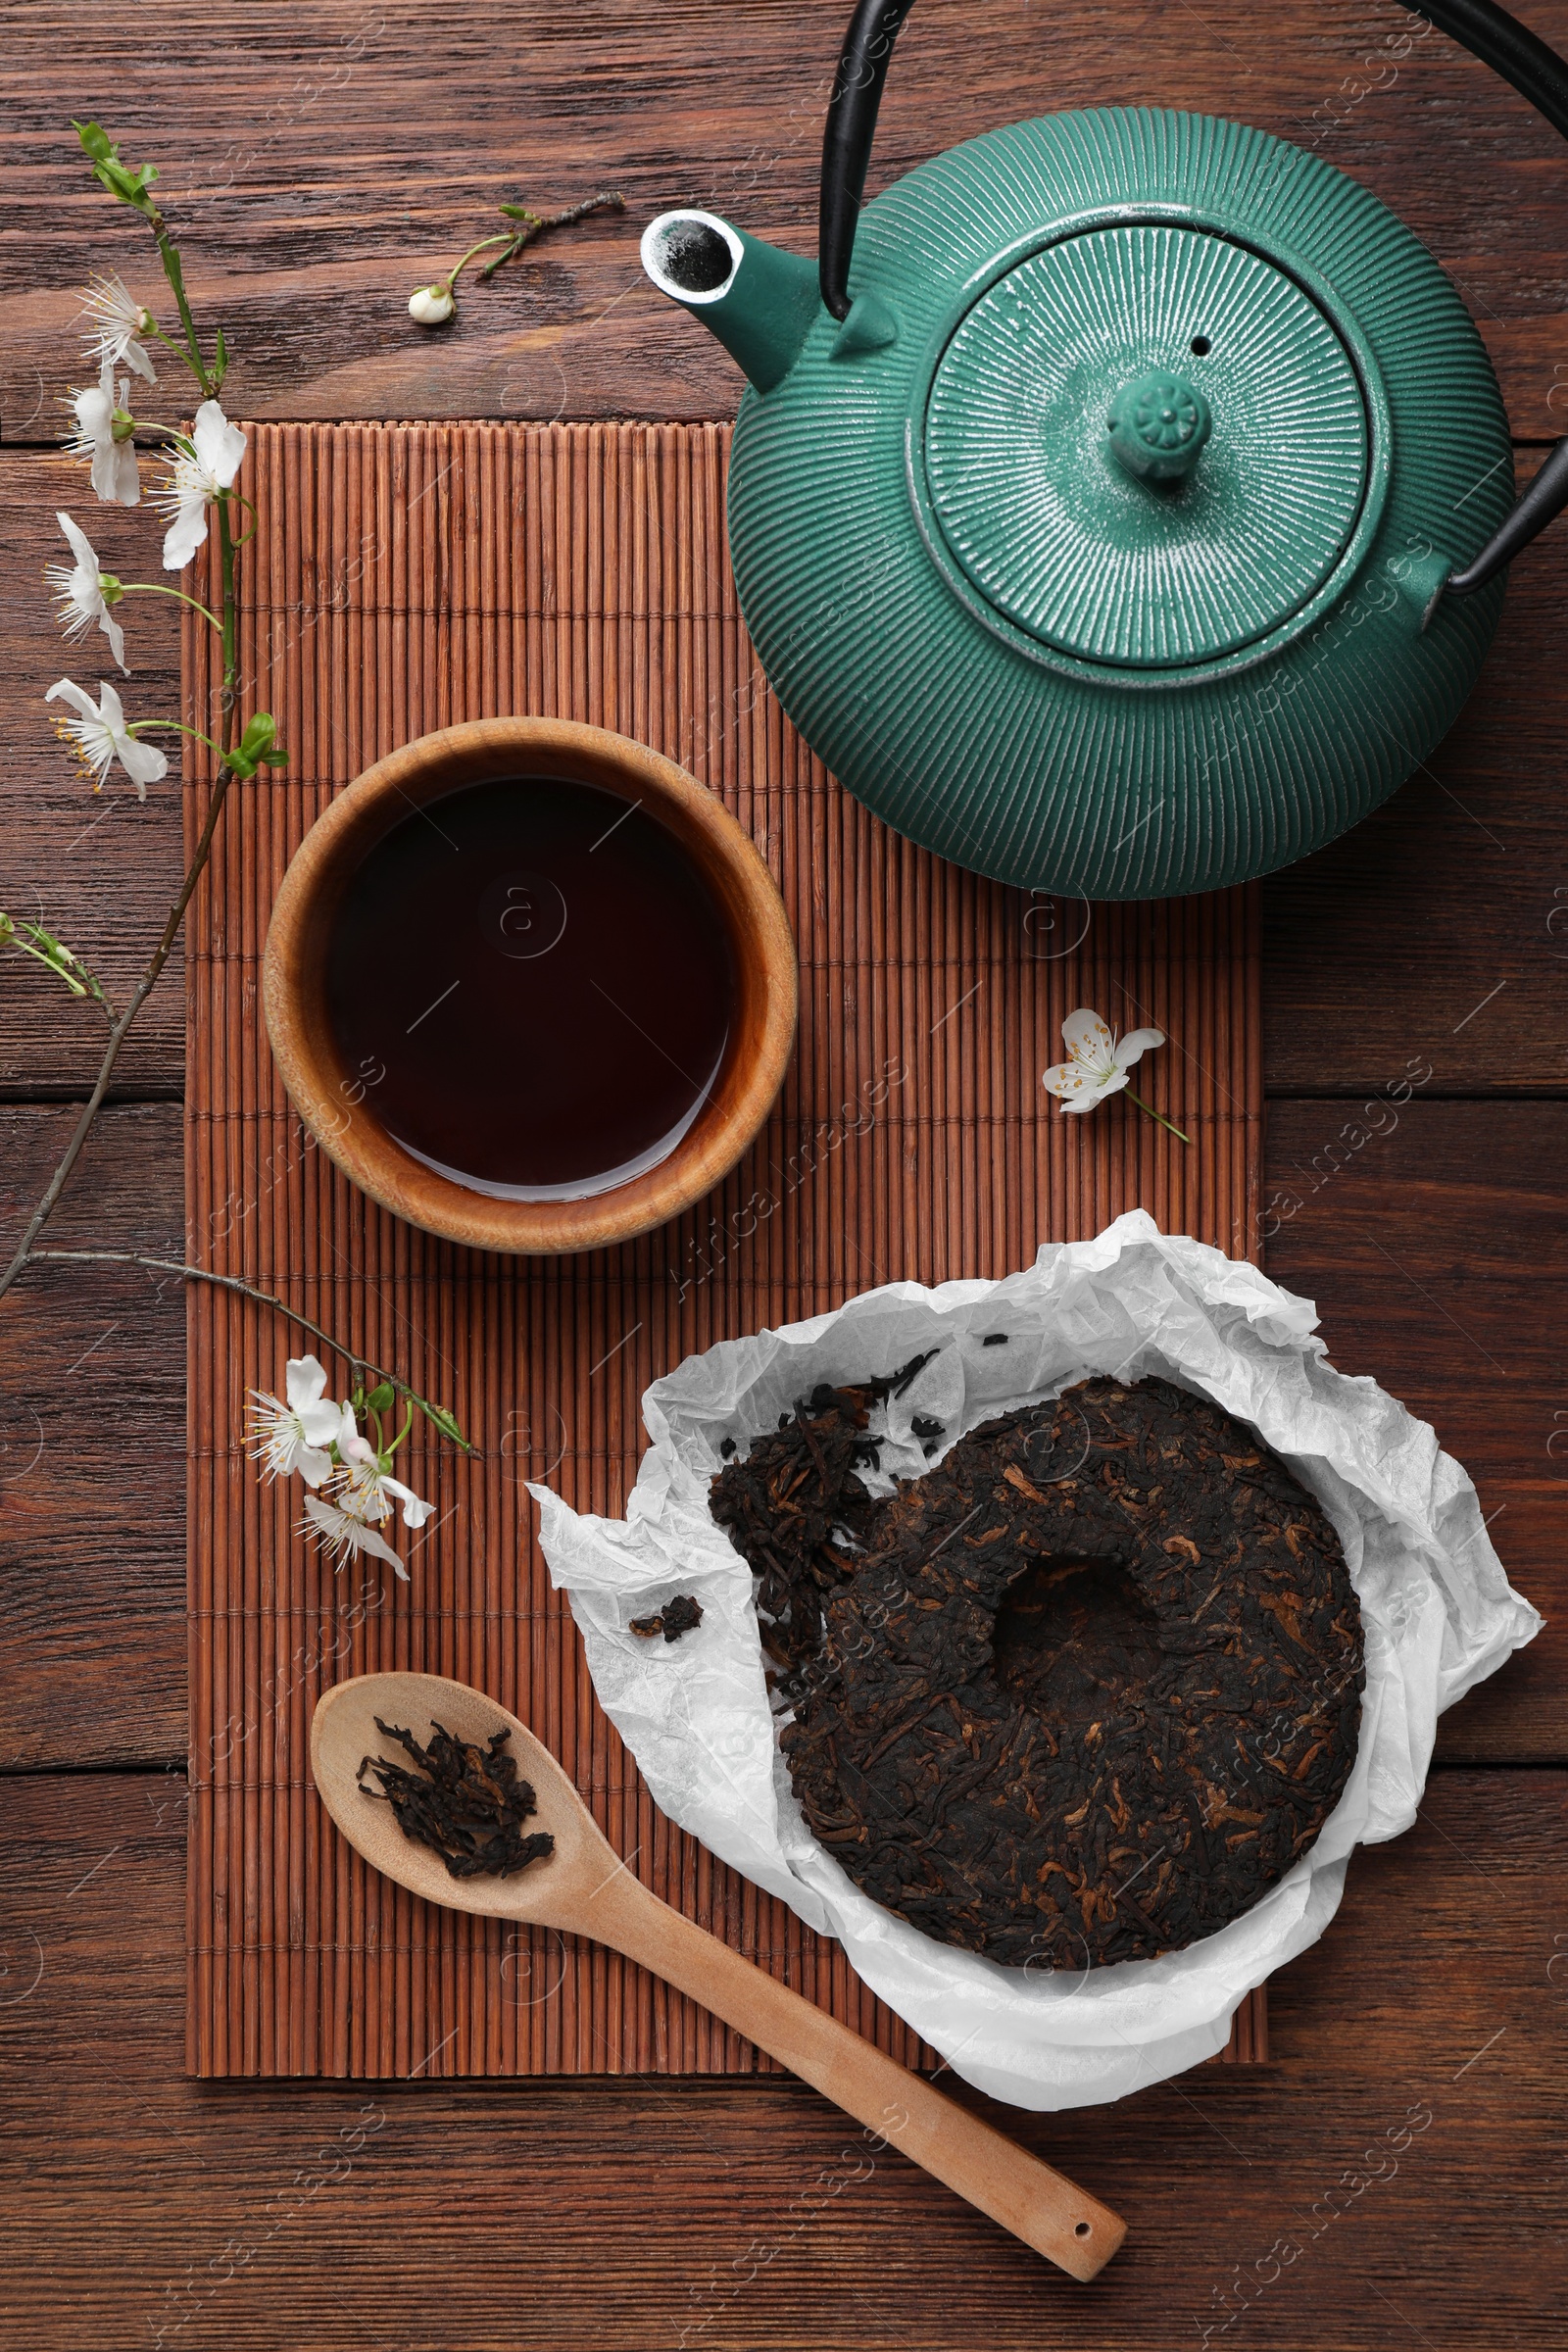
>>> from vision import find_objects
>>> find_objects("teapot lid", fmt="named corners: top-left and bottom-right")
top-left (923, 222), bottom-right (1369, 668)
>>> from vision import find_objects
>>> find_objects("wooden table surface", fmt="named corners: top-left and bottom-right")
top-left (2, 4), bottom-right (1565, 2344)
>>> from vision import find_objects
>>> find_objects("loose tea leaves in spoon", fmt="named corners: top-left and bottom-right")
top-left (357, 1715), bottom-right (556, 1879)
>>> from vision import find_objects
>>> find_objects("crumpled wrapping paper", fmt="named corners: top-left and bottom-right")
top-left (532, 1211), bottom-right (1540, 2110)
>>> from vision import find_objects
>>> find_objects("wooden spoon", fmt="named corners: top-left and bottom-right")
top-left (312, 1670), bottom-right (1126, 2281)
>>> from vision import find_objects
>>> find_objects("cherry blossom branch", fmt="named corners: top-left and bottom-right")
top-left (26, 1250), bottom-right (475, 1452)
top-left (9, 122), bottom-right (478, 1566)
top-left (2, 131), bottom-right (272, 1308)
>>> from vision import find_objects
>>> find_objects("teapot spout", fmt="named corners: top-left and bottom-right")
top-left (642, 211), bottom-right (819, 396)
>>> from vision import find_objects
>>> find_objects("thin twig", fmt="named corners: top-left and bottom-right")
top-left (26, 1250), bottom-right (477, 1454)
top-left (0, 765), bottom-right (236, 1301)
top-left (477, 189), bottom-right (624, 279)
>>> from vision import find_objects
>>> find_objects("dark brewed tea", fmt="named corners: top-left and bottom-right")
top-left (324, 776), bottom-right (736, 1199)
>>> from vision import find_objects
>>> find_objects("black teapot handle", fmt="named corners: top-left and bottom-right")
top-left (1418, 0), bottom-right (1568, 593)
top-left (819, 0), bottom-right (914, 323)
top-left (818, 0), bottom-right (1568, 595)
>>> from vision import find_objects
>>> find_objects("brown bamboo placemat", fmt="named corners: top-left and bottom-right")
top-left (183, 420), bottom-right (1266, 2079)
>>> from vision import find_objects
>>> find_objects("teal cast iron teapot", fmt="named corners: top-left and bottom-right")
top-left (642, 0), bottom-right (1568, 900)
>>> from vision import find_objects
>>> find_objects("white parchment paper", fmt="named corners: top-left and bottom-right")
top-left (532, 1212), bottom-right (1541, 2110)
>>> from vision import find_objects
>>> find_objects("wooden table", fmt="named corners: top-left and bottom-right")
top-left (2, 4), bottom-right (1564, 2343)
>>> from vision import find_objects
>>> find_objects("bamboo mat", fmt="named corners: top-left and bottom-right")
top-left (182, 420), bottom-right (1267, 2079)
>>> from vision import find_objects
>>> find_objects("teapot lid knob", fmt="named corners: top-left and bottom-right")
top-left (1107, 370), bottom-right (1212, 484)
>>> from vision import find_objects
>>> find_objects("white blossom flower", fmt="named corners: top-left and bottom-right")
top-left (46, 511), bottom-right (127, 672)
top-left (1042, 1006), bottom-right (1166, 1113)
top-left (333, 1458), bottom-right (437, 1532)
top-left (63, 357), bottom-right (140, 507)
top-left (80, 271), bottom-right (158, 384)
top-left (314, 1396), bottom-right (369, 1466)
top-left (328, 1396), bottom-right (436, 1530)
top-left (155, 399), bottom-right (248, 570)
top-left (246, 1356), bottom-right (346, 1488)
top-left (409, 282), bottom-right (455, 325)
top-left (300, 1492), bottom-right (410, 1579)
top-left (44, 676), bottom-right (169, 799)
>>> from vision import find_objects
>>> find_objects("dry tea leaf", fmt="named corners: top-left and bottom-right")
top-left (629, 1593), bottom-right (705, 1643)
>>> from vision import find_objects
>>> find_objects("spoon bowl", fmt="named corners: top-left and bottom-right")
top-left (312, 1668), bottom-right (616, 1928)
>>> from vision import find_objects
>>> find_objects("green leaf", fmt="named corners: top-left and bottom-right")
top-left (260, 747), bottom-right (290, 768)
top-left (74, 121), bottom-right (159, 212)
top-left (366, 1382), bottom-right (395, 1412)
top-left (87, 140), bottom-right (159, 213)
top-left (1, 910), bottom-right (93, 999)
top-left (498, 202), bottom-right (543, 222)
top-left (73, 119), bottom-right (115, 163)
top-left (213, 324), bottom-right (229, 386)
top-left (423, 1402), bottom-right (466, 1446)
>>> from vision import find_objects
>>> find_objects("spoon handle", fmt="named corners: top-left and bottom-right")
top-left (575, 1870), bottom-right (1126, 2279)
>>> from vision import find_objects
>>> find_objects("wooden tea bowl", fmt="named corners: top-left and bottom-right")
top-left (262, 716), bottom-right (797, 1254)
top-left (312, 1671), bottom-right (1128, 2279)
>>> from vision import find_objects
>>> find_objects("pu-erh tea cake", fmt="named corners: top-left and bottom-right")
top-left (710, 1372), bottom-right (1365, 1968)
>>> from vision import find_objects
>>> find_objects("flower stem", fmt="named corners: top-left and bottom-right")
top-left (120, 580), bottom-right (223, 630)
top-left (444, 232), bottom-right (514, 290)
top-left (25, 1250), bottom-right (477, 1453)
top-left (145, 321), bottom-right (206, 382)
top-left (1125, 1088), bottom-right (1192, 1146)
top-left (217, 498), bottom-right (238, 727)
top-left (153, 226), bottom-right (211, 395)
top-left (131, 717), bottom-right (224, 756)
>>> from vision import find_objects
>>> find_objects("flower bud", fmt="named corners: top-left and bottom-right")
top-left (408, 282), bottom-right (455, 325)
top-left (237, 710), bottom-right (278, 760)
top-left (225, 709), bottom-right (288, 780)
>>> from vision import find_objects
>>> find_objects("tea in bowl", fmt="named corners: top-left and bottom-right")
top-left (263, 718), bottom-right (796, 1254)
